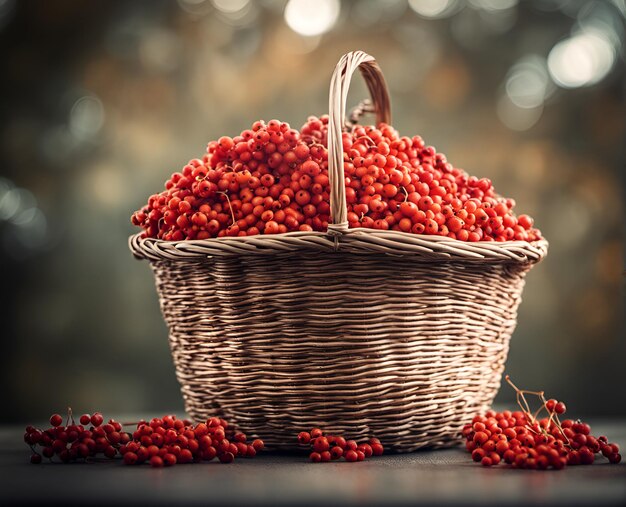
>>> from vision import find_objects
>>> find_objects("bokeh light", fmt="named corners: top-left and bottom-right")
top-left (469, 0), bottom-right (518, 11)
top-left (408, 0), bottom-right (461, 19)
top-left (284, 0), bottom-right (340, 37)
top-left (548, 29), bottom-right (616, 88)
top-left (211, 0), bottom-right (250, 14)
top-left (0, 178), bottom-right (48, 254)
top-left (69, 95), bottom-right (105, 141)
top-left (178, 0), bottom-right (212, 17)
top-left (0, 178), bottom-right (20, 220)
top-left (505, 56), bottom-right (553, 109)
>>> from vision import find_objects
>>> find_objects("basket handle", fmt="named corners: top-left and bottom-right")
top-left (327, 51), bottom-right (391, 235)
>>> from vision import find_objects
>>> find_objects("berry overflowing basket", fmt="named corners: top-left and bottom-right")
top-left (129, 51), bottom-right (548, 452)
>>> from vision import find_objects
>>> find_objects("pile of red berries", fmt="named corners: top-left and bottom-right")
top-left (24, 410), bottom-right (129, 464)
top-left (120, 415), bottom-right (263, 467)
top-left (26, 410), bottom-right (264, 467)
top-left (463, 376), bottom-right (622, 469)
top-left (297, 427), bottom-right (384, 462)
top-left (132, 116), bottom-right (541, 243)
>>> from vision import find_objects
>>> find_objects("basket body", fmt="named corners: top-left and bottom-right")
top-left (130, 51), bottom-right (547, 451)
top-left (147, 247), bottom-right (532, 452)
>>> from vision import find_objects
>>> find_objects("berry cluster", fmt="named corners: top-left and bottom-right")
top-left (463, 376), bottom-right (622, 469)
top-left (26, 411), bottom-right (264, 467)
top-left (132, 116), bottom-right (541, 243)
top-left (297, 427), bottom-right (384, 462)
top-left (24, 409), bottom-right (129, 464)
top-left (119, 415), bottom-right (264, 467)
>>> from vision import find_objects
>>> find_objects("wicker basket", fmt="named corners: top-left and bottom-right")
top-left (129, 51), bottom-right (548, 452)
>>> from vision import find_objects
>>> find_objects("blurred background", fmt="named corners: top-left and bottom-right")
top-left (0, 0), bottom-right (624, 423)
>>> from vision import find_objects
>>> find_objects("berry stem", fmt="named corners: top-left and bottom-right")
top-left (505, 375), bottom-right (571, 446)
top-left (355, 135), bottom-right (375, 147)
top-left (530, 391), bottom-right (547, 423)
top-left (216, 191), bottom-right (236, 228)
top-left (505, 375), bottom-right (539, 426)
top-left (66, 407), bottom-right (74, 426)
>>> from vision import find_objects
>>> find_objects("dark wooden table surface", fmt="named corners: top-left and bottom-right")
top-left (2, 420), bottom-right (625, 506)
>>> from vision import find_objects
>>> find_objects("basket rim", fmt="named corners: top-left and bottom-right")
top-left (129, 229), bottom-right (548, 263)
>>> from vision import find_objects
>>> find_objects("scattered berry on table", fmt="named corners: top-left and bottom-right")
top-left (462, 376), bottom-right (621, 470)
top-left (25, 410), bottom-right (264, 467)
top-left (296, 427), bottom-right (384, 462)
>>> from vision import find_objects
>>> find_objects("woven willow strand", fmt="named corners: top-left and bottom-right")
top-left (150, 253), bottom-right (530, 451)
top-left (130, 231), bottom-right (547, 262)
top-left (328, 51), bottom-right (390, 233)
top-left (130, 51), bottom-right (547, 451)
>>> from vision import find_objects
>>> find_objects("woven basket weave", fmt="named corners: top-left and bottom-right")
top-left (129, 51), bottom-right (548, 452)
